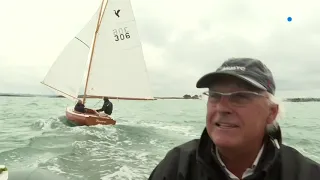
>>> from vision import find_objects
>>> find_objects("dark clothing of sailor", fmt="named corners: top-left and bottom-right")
top-left (74, 102), bottom-right (85, 113)
top-left (96, 97), bottom-right (113, 115)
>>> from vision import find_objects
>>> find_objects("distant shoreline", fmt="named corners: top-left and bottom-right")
top-left (282, 98), bottom-right (320, 102)
top-left (0, 93), bottom-right (199, 100)
top-left (1, 93), bottom-right (320, 102)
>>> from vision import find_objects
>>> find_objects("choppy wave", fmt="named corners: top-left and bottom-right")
top-left (0, 97), bottom-right (319, 179)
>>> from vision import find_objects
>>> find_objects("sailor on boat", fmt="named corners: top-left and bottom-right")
top-left (74, 100), bottom-right (100, 116)
top-left (96, 97), bottom-right (113, 117)
top-left (74, 100), bottom-right (87, 113)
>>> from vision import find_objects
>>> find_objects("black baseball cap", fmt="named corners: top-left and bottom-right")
top-left (196, 58), bottom-right (276, 95)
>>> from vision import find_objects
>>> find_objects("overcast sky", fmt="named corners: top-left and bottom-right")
top-left (0, 0), bottom-right (320, 98)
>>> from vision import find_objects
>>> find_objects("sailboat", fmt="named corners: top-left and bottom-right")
top-left (41, 0), bottom-right (154, 126)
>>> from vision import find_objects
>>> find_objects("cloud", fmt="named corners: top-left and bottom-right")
top-left (133, 0), bottom-right (320, 97)
top-left (1, 0), bottom-right (320, 98)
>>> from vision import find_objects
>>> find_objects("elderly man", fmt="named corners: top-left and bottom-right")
top-left (148, 58), bottom-right (320, 180)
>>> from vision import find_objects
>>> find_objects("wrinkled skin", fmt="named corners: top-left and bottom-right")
top-left (206, 76), bottom-right (279, 152)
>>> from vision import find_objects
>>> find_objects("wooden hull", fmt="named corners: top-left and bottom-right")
top-left (65, 107), bottom-right (116, 126)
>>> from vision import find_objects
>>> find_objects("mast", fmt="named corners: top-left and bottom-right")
top-left (82, 0), bottom-right (109, 104)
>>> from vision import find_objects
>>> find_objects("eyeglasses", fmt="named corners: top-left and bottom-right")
top-left (203, 90), bottom-right (267, 106)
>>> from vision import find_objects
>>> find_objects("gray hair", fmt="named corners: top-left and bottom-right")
top-left (267, 92), bottom-right (285, 122)
top-left (266, 92), bottom-right (285, 148)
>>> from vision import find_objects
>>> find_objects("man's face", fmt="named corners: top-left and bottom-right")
top-left (206, 76), bottom-right (278, 149)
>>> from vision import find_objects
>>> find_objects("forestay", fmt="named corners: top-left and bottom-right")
top-left (85, 0), bottom-right (154, 100)
top-left (41, 9), bottom-right (100, 101)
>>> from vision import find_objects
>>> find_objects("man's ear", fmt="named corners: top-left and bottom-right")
top-left (267, 104), bottom-right (279, 124)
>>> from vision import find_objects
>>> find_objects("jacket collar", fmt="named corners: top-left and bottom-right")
top-left (196, 127), bottom-right (281, 174)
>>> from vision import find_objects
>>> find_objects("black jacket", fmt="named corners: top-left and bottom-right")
top-left (96, 101), bottom-right (113, 115)
top-left (148, 128), bottom-right (320, 180)
top-left (74, 102), bottom-right (85, 113)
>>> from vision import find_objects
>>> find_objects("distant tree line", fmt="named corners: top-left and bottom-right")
top-left (183, 94), bottom-right (201, 99)
top-left (284, 98), bottom-right (320, 102)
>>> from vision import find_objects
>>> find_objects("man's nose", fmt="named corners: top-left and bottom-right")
top-left (215, 96), bottom-right (232, 113)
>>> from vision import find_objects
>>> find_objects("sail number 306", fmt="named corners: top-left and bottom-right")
top-left (113, 27), bottom-right (130, 41)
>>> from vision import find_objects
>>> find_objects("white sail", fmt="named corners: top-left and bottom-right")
top-left (41, 9), bottom-right (100, 101)
top-left (85, 0), bottom-right (154, 100)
